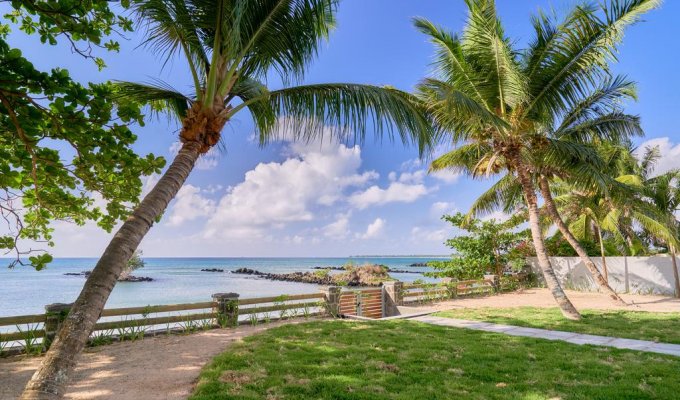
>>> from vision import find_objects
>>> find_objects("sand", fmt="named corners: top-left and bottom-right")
top-left (0, 321), bottom-right (304, 400)
top-left (2, 289), bottom-right (679, 399)
top-left (399, 288), bottom-right (680, 314)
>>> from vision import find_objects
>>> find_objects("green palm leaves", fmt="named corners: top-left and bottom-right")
top-left (119, 0), bottom-right (432, 150)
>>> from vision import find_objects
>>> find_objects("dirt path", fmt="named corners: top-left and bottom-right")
top-left (399, 288), bottom-right (680, 314)
top-left (0, 320), bottom-right (307, 400)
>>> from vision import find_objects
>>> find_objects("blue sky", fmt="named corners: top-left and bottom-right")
top-left (8, 0), bottom-right (680, 257)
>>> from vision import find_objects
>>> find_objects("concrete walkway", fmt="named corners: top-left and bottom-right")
top-left (412, 315), bottom-right (680, 357)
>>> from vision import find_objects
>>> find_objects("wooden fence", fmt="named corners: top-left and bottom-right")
top-left (0, 276), bottom-right (514, 355)
top-left (401, 278), bottom-right (498, 304)
top-left (0, 292), bottom-right (325, 355)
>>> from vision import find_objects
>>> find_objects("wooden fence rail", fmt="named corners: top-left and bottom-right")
top-left (0, 276), bottom-right (514, 355)
top-left (0, 291), bottom-right (328, 354)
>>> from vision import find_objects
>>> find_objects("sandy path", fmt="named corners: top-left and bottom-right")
top-left (0, 320), bottom-right (307, 400)
top-left (399, 288), bottom-right (680, 314)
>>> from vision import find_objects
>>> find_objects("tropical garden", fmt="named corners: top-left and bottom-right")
top-left (1, 0), bottom-right (678, 399)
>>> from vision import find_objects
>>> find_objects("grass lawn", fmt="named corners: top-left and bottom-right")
top-left (191, 320), bottom-right (680, 400)
top-left (435, 307), bottom-right (680, 344)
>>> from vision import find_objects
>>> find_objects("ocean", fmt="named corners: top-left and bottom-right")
top-left (0, 257), bottom-right (442, 317)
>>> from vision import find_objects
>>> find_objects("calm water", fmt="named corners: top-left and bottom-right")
top-left (0, 257), bottom-right (441, 317)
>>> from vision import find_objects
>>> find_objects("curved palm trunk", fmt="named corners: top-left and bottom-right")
top-left (538, 178), bottom-right (626, 305)
top-left (515, 166), bottom-right (580, 320)
top-left (595, 226), bottom-right (609, 282)
top-left (21, 141), bottom-right (202, 400)
top-left (671, 245), bottom-right (680, 298)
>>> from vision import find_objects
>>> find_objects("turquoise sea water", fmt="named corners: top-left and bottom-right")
top-left (0, 257), bottom-right (441, 317)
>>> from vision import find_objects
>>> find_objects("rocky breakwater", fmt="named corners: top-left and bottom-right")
top-left (233, 264), bottom-right (393, 287)
top-left (64, 271), bottom-right (153, 282)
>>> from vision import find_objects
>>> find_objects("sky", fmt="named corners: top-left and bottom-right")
top-left (6, 0), bottom-right (680, 257)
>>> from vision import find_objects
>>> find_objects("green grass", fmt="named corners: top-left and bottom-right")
top-left (191, 320), bottom-right (680, 400)
top-left (435, 307), bottom-right (680, 344)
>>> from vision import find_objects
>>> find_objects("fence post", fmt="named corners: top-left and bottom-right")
top-left (44, 303), bottom-right (72, 350)
top-left (382, 281), bottom-right (403, 317)
top-left (213, 293), bottom-right (239, 328)
top-left (484, 274), bottom-right (500, 293)
top-left (441, 278), bottom-right (459, 299)
top-left (320, 286), bottom-right (341, 317)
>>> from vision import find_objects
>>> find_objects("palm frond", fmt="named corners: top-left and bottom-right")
top-left (247, 83), bottom-right (434, 154)
top-left (114, 80), bottom-right (192, 121)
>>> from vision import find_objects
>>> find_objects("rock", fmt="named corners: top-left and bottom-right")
top-left (232, 264), bottom-right (393, 286)
top-left (65, 270), bottom-right (152, 282)
top-left (118, 275), bottom-right (153, 282)
top-left (201, 268), bottom-right (224, 272)
top-left (409, 262), bottom-right (429, 267)
top-left (63, 271), bottom-right (91, 277)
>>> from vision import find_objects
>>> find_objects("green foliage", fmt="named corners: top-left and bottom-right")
top-left (543, 235), bottom-right (602, 257)
top-left (190, 320), bottom-right (680, 399)
top-left (427, 213), bottom-right (528, 279)
top-left (119, 250), bottom-right (145, 280)
top-left (0, 1), bottom-right (165, 269)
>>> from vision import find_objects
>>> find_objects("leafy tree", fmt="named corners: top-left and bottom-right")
top-left (415, 0), bottom-right (659, 318)
top-left (119, 250), bottom-right (145, 280)
top-left (427, 213), bottom-right (527, 280)
top-left (0, 1), bottom-right (164, 272)
top-left (22, 1), bottom-right (434, 397)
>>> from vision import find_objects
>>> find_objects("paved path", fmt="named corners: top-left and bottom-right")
top-left (412, 315), bottom-right (680, 357)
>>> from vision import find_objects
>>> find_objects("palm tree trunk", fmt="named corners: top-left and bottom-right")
top-left (20, 141), bottom-right (202, 400)
top-left (516, 166), bottom-right (581, 320)
top-left (595, 226), bottom-right (609, 283)
top-left (538, 178), bottom-right (626, 305)
top-left (671, 245), bottom-right (680, 298)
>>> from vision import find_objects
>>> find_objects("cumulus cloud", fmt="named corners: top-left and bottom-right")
top-left (167, 185), bottom-right (216, 227)
top-left (430, 169), bottom-right (461, 184)
top-left (400, 158), bottom-right (460, 184)
top-left (203, 141), bottom-right (377, 239)
top-left (430, 201), bottom-right (457, 216)
top-left (358, 218), bottom-right (386, 239)
top-left (635, 137), bottom-right (680, 177)
top-left (349, 182), bottom-right (430, 209)
top-left (323, 213), bottom-right (351, 239)
top-left (411, 226), bottom-right (448, 243)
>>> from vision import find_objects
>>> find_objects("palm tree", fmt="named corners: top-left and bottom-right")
top-left (462, 77), bottom-right (639, 306)
top-left (21, 1), bottom-right (433, 398)
top-left (416, 0), bottom-right (660, 319)
top-left (554, 143), bottom-right (679, 291)
top-left (634, 146), bottom-right (680, 297)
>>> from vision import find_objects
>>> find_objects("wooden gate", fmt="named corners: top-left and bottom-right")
top-left (338, 288), bottom-right (383, 319)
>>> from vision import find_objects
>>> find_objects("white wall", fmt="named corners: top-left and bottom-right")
top-left (527, 256), bottom-right (679, 296)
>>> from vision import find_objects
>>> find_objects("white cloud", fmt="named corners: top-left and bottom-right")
top-left (411, 226), bottom-right (448, 243)
top-left (430, 201), bottom-right (457, 216)
top-left (430, 169), bottom-right (461, 184)
top-left (204, 141), bottom-right (376, 239)
top-left (636, 137), bottom-right (680, 177)
top-left (358, 218), bottom-right (386, 239)
top-left (323, 213), bottom-right (351, 239)
top-left (167, 185), bottom-right (216, 227)
top-left (349, 182), bottom-right (430, 209)
top-left (169, 142), bottom-right (220, 170)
